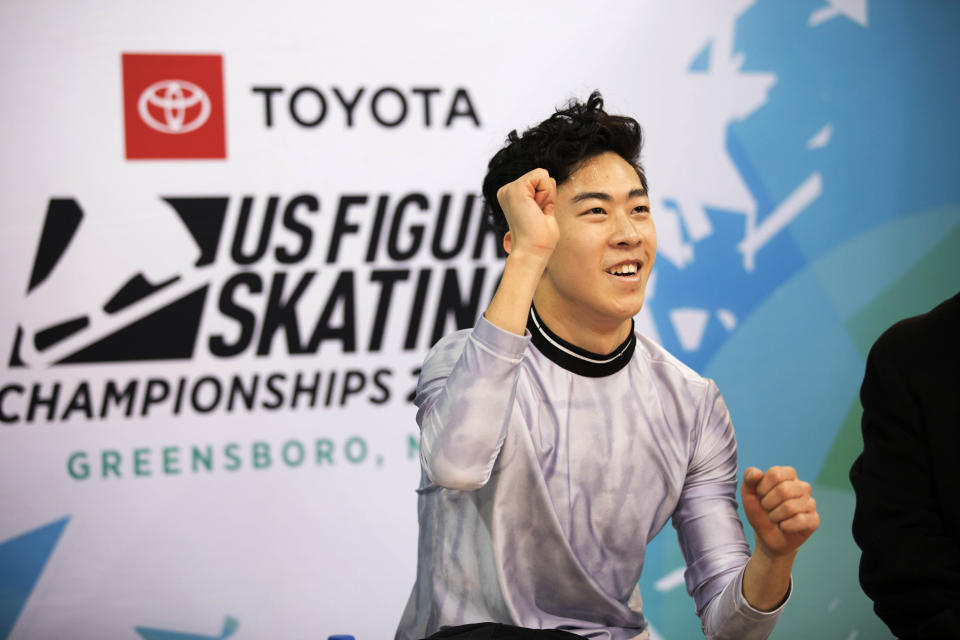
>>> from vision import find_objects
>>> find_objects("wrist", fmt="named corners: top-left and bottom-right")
top-left (753, 538), bottom-right (800, 564)
top-left (743, 550), bottom-right (794, 612)
top-left (483, 251), bottom-right (549, 336)
top-left (741, 540), bottom-right (798, 612)
top-left (505, 247), bottom-right (552, 271)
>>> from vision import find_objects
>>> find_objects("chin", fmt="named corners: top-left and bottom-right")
top-left (619, 294), bottom-right (647, 318)
top-left (604, 301), bottom-right (644, 324)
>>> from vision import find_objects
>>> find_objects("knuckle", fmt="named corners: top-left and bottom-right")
top-left (783, 516), bottom-right (803, 532)
top-left (784, 512), bottom-right (803, 526)
top-left (778, 502), bottom-right (798, 519)
top-left (771, 466), bottom-right (795, 481)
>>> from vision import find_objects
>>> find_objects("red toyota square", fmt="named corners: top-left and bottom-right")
top-left (122, 53), bottom-right (226, 160)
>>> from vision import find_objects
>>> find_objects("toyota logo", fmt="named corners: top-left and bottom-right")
top-left (137, 79), bottom-right (212, 134)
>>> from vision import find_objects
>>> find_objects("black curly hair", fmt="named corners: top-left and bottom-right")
top-left (482, 91), bottom-right (647, 243)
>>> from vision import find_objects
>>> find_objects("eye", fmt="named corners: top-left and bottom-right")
top-left (584, 207), bottom-right (606, 216)
top-left (633, 204), bottom-right (650, 215)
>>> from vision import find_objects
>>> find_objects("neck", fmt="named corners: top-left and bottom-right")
top-left (531, 293), bottom-right (633, 354)
top-left (526, 306), bottom-right (636, 378)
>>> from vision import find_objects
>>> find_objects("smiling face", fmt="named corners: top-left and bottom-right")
top-left (533, 152), bottom-right (656, 350)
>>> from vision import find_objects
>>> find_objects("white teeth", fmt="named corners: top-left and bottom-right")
top-left (607, 263), bottom-right (638, 275)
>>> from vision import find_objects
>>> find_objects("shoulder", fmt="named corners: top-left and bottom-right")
top-left (631, 329), bottom-right (725, 429)
top-left (420, 316), bottom-right (531, 379)
top-left (871, 293), bottom-right (959, 372)
top-left (633, 329), bottom-right (714, 392)
top-left (632, 332), bottom-right (737, 479)
top-left (420, 327), bottom-right (473, 379)
top-left (424, 327), bottom-right (473, 363)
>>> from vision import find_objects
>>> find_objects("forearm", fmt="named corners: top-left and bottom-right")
top-left (701, 565), bottom-right (788, 640)
top-left (417, 317), bottom-right (528, 490)
top-left (673, 387), bottom-right (793, 637)
top-left (418, 249), bottom-right (546, 490)
top-left (742, 547), bottom-right (795, 611)
top-left (483, 250), bottom-right (548, 335)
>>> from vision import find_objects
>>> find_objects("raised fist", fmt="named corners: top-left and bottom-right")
top-left (497, 168), bottom-right (559, 260)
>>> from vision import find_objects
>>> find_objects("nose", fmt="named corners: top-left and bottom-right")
top-left (612, 210), bottom-right (642, 246)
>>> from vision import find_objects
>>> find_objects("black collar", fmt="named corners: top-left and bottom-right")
top-left (526, 306), bottom-right (635, 377)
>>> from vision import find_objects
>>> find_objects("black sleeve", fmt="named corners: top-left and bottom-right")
top-left (850, 325), bottom-right (960, 640)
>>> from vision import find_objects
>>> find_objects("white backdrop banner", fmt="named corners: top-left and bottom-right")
top-left (2, 1), bottom-right (959, 639)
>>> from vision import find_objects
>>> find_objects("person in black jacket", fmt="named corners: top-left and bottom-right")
top-left (850, 292), bottom-right (960, 639)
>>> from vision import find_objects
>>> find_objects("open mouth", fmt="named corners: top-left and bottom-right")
top-left (605, 262), bottom-right (640, 277)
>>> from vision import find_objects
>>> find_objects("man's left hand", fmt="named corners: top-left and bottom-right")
top-left (741, 466), bottom-right (820, 557)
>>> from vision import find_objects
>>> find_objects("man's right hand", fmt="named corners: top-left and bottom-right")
top-left (496, 168), bottom-right (559, 261)
top-left (484, 169), bottom-right (560, 335)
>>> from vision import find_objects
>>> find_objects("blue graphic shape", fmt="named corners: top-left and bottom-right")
top-left (639, 1), bottom-right (960, 636)
top-left (0, 516), bottom-right (69, 640)
top-left (688, 41), bottom-right (711, 72)
top-left (651, 199), bottom-right (807, 371)
top-left (705, 264), bottom-right (865, 480)
top-left (733, 0), bottom-right (960, 262)
top-left (653, 1), bottom-right (960, 369)
top-left (725, 128), bottom-right (775, 215)
top-left (135, 616), bottom-right (238, 640)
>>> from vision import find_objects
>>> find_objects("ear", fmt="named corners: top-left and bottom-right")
top-left (502, 230), bottom-right (513, 255)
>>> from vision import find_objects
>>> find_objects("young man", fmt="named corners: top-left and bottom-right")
top-left (396, 93), bottom-right (819, 640)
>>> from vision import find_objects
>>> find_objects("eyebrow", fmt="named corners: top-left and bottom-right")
top-left (571, 188), bottom-right (647, 203)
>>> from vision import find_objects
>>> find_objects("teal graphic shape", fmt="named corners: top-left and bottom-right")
top-left (706, 205), bottom-right (960, 481)
top-left (688, 41), bottom-right (711, 72)
top-left (811, 205), bottom-right (960, 327)
top-left (135, 616), bottom-right (238, 640)
top-left (704, 261), bottom-right (865, 481)
top-left (816, 211), bottom-right (960, 490)
top-left (0, 516), bottom-right (70, 640)
top-left (773, 486), bottom-right (894, 638)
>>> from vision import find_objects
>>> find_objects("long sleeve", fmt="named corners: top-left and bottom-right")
top-left (401, 320), bottom-right (802, 638)
top-left (415, 315), bottom-right (531, 491)
top-left (673, 382), bottom-right (787, 639)
top-left (850, 301), bottom-right (960, 639)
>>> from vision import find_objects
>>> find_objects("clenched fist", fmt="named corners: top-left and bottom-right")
top-left (497, 168), bottom-right (559, 260)
top-left (741, 466), bottom-right (820, 557)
